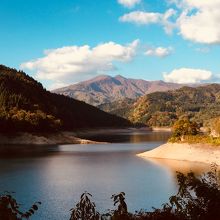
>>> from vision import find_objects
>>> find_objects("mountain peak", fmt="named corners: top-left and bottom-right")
top-left (53, 75), bottom-right (184, 106)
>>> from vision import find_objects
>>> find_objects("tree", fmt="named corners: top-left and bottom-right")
top-left (172, 118), bottom-right (200, 139)
top-left (165, 164), bottom-right (220, 220)
top-left (70, 192), bottom-right (99, 220)
top-left (210, 117), bottom-right (220, 137)
top-left (109, 192), bottom-right (131, 220)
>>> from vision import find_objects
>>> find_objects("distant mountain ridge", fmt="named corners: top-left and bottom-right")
top-left (53, 75), bottom-right (184, 106)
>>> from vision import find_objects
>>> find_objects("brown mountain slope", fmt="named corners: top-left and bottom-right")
top-left (52, 75), bottom-right (184, 106)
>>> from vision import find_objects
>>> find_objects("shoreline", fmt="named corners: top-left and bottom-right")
top-left (0, 132), bottom-right (106, 145)
top-left (0, 128), bottom-right (170, 146)
top-left (151, 127), bottom-right (172, 132)
top-left (75, 127), bottom-right (152, 136)
top-left (137, 142), bottom-right (220, 165)
top-left (0, 127), bottom-right (152, 145)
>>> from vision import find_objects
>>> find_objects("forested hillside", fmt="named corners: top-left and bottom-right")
top-left (100, 84), bottom-right (220, 127)
top-left (0, 65), bottom-right (131, 132)
top-left (128, 84), bottom-right (220, 127)
top-left (98, 98), bottom-right (135, 119)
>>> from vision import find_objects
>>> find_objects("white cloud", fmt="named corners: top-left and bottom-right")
top-left (167, 0), bottom-right (220, 11)
top-left (20, 40), bottom-right (139, 89)
top-left (171, 0), bottom-right (220, 44)
top-left (163, 68), bottom-right (212, 83)
top-left (145, 46), bottom-right (173, 57)
top-left (119, 0), bottom-right (220, 44)
top-left (120, 11), bottom-right (161, 24)
top-left (119, 9), bottom-right (177, 34)
top-left (178, 10), bottom-right (220, 44)
top-left (184, 0), bottom-right (220, 9)
top-left (118, 0), bottom-right (141, 8)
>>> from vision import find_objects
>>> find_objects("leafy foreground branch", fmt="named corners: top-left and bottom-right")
top-left (0, 192), bottom-right (41, 220)
top-left (70, 166), bottom-right (220, 220)
top-left (1, 167), bottom-right (220, 220)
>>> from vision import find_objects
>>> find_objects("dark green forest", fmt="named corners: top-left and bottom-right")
top-left (0, 65), bottom-right (131, 132)
top-left (98, 98), bottom-right (135, 119)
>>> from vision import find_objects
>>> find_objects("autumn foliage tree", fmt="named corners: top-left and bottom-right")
top-left (210, 117), bottom-right (220, 137)
top-left (172, 118), bottom-right (200, 139)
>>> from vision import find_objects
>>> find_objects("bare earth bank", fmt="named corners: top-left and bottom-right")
top-left (0, 132), bottom-right (105, 145)
top-left (138, 143), bottom-right (220, 165)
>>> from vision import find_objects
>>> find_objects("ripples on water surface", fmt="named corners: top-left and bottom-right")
top-left (0, 130), bottom-right (211, 220)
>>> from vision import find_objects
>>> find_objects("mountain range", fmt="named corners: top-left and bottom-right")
top-left (53, 75), bottom-right (184, 106)
top-left (1, 64), bottom-right (220, 132)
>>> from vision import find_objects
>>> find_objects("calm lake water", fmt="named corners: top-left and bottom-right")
top-left (0, 130), bottom-right (211, 220)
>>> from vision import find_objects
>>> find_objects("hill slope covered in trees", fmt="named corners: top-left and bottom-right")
top-left (0, 65), bottom-right (131, 132)
top-left (128, 84), bottom-right (220, 127)
top-left (101, 84), bottom-right (220, 127)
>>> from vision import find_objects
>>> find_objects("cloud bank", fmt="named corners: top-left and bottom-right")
top-left (163, 68), bottom-right (213, 84)
top-left (20, 40), bottom-right (139, 89)
top-left (120, 0), bottom-right (220, 44)
top-left (119, 9), bottom-right (176, 34)
top-left (177, 0), bottom-right (220, 44)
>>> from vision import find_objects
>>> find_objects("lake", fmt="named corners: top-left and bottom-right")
top-left (0, 130), bottom-right (211, 220)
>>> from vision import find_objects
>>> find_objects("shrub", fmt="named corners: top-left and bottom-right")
top-left (70, 166), bottom-right (220, 220)
top-left (172, 118), bottom-right (200, 139)
top-left (70, 192), bottom-right (99, 220)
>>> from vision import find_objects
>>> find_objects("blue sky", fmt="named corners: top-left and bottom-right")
top-left (0, 0), bottom-right (220, 89)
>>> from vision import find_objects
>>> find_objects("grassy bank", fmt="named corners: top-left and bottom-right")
top-left (169, 135), bottom-right (220, 146)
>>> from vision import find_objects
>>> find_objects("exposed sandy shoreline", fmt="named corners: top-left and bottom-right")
top-left (0, 128), bottom-right (153, 145)
top-left (138, 143), bottom-right (220, 165)
top-left (0, 128), bottom-right (152, 145)
top-left (0, 132), bottom-right (105, 145)
top-left (152, 127), bottom-right (172, 132)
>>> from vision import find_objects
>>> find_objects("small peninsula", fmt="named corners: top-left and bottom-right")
top-left (138, 143), bottom-right (220, 165)
top-left (138, 118), bottom-right (220, 165)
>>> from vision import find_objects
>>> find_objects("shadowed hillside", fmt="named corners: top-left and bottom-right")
top-left (0, 65), bottom-right (131, 132)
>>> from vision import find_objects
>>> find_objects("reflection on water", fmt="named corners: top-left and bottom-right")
top-left (0, 130), bottom-right (212, 220)
top-left (146, 158), bottom-right (211, 175)
top-left (76, 129), bottom-right (171, 143)
top-left (0, 144), bottom-right (59, 158)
